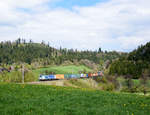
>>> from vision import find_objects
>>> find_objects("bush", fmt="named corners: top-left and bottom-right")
top-left (24, 71), bottom-right (36, 82)
top-left (69, 79), bottom-right (78, 85)
top-left (138, 85), bottom-right (150, 95)
top-left (80, 59), bottom-right (98, 70)
top-left (102, 83), bottom-right (115, 91)
top-left (0, 71), bottom-right (22, 83)
top-left (120, 85), bottom-right (149, 93)
top-left (0, 72), bottom-right (10, 82)
top-left (10, 71), bottom-right (22, 83)
top-left (94, 77), bottom-right (108, 84)
top-left (120, 87), bottom-right (130, 92)
top-left (0, 70), bottom-right (36, 83)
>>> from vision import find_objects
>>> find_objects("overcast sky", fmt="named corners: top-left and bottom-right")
top-left (0, 0), bottom-right (150, 52)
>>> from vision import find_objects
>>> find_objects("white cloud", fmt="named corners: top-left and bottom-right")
top-left (0, 0), bottom-right (150, 52)
top-left (0, 0), bottom-right (49, 8)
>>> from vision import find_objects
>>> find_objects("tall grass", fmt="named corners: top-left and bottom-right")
top-left (0, 71), bottom-right (36, 83)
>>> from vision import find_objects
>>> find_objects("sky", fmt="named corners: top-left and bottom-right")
top-left (0, 0), bottom-right (150, 52)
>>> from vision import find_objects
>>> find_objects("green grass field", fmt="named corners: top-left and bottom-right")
top-left (33, 65), bottom-right (92, 77)
top-left (0, 83), bottom-right (150, 115)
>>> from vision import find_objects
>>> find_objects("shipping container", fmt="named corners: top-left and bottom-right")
top-left (100, 72), bottom-right (103, 76)
top-left (95, 73), bottom-right (98, 76)
top-left (84, 74), bottom-right (88, 78)
top-left (91, 73), bottom-right (94, 77)
top-left (98, 71), bottom-right (103, 76)
top-left (92, 73), bottom-right (98, 77)
top-left (98, 72), bottom-right (101, 76)
top-left (55, 74), bottom-right (64, 79)
top-left (64, 74), bottom-right (70, 79)
top-left (81, 74), bottom-right (88, 78)
top-left (80, 74), bottom-right (85, 78)
top-left (69, 74), bottom-right (78, 79)
top-left (88, 73), bottom-right (92, 77)
top-left (75, 74), bottom-right (80, 78)
top-left (86, 74), bottom-right (89, 77)
top-left (70, 74), bottom-right (75, 78)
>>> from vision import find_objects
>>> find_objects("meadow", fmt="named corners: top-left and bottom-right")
top-left (33, 65), bottom-right (92, 78)
top-left (0, 83), bottom-right (150, 115)
top-left (0, 65), bottom-right (92, 82)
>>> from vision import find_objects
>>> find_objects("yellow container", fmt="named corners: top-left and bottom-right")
top-left (84, 74), bottom-right (87, 77)
top-left (55, 74), bottom-right (64, 79)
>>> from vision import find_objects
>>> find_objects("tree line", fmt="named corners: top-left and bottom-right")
top-left (0, 39), bottom-right (123, 69)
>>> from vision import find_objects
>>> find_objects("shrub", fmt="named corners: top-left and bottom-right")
top-left (138, 85), bottom-right (150, 95)
top-left (0, 71), bottom-right (23, 83)
top-left (102, 83), bottom-right (115, 91)
top-left (121, 86), bottom-right (145, 93)
top-left (120, 86), bottom-right (130, 92)
top-left (0, 71), bottom-right (10, 82)
top-left (80, 59), bottom-right (98, 70)
top-left (0, 70), bottom-right (36, 83)
top-left (24, 71), bottom-right (36, 82)
top-left (10, 71), bottom-right (22, 83)
top-left (94, 77), bottom-right (108, 84)
top-left (69, 79), bottom-right (78, 85)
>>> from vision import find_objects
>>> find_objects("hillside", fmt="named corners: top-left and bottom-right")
top-left (0, 39), bottom-right (125, 69)
top-left (109, 42), bottom-right (150, 78)
top-left (33, 65), bottom-right (92, 77)
top-left (0, 83), bottom-right (150, 115)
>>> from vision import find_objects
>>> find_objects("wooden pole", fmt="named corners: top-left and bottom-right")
top-left (22, 64), bottom-right (24, 83)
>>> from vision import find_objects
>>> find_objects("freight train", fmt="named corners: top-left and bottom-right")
top-left (39, 72), bottom-right (103, 81)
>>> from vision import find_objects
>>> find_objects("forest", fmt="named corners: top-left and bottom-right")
top-left (0, 38), bottom-right (124, 70)
top-left (109, 42), bottom-right (150, 79)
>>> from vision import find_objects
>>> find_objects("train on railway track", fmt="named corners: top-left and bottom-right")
top-left (39, 72), bottom-right (103, 81)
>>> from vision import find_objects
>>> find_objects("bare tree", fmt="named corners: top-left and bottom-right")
top-left (140, 69), bottom-right (149, 95)
top-left (125, 74), bottom-right (134, 92)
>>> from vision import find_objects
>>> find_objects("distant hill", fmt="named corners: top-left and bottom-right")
top-left (0, 39), bottom-right (125, 70)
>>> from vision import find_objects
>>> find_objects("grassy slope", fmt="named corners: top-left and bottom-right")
top-left (33, 65), bottom-right (92, 77)
top-left (0, 83), bottom-right (150, 115)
